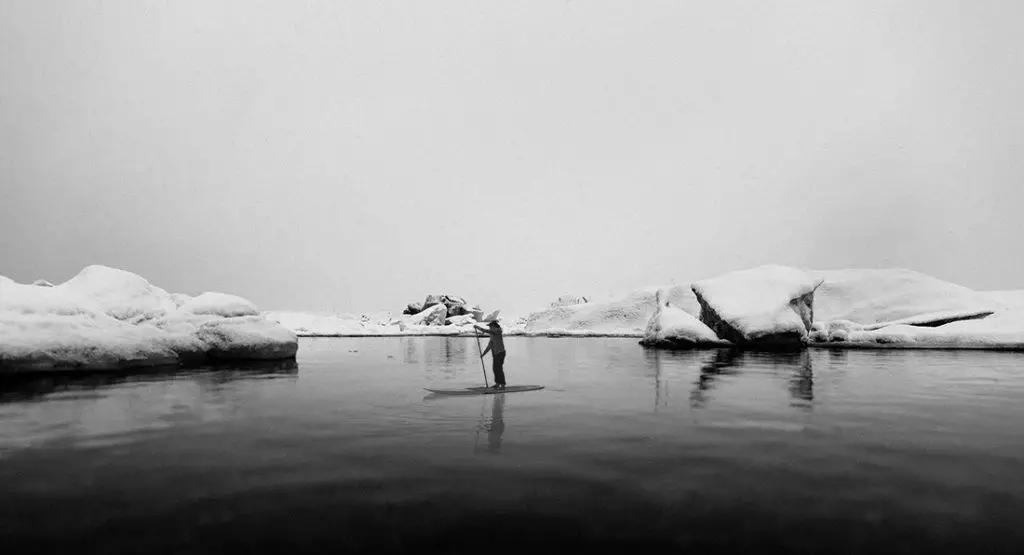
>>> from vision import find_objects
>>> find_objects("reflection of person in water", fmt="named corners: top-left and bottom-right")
top-left (487, 393), bottom-right (505, 452)
top-left (475, 393), bottom-right (506, 454)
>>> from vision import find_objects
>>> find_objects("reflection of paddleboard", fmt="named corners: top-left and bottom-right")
top-left (424, 385), bottom-right (544, 396)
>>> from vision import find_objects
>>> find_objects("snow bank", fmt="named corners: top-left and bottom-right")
top-left (812, 269), bottom-right (996, 325)
top-left (0, 266), bottom-right (298, 373)
top-left (515, 288), bottom-right (661, 336)
top-left (263, 310), bottom-right (486, 337)
top-left (178, 292), bottom-right (259, 318)
top-left (0, 313), bottom-right (179, 371)
top-left (60, 265), bottom-right (180, 323)
top-left (809, 269), bottom-right (1024, 349)
top-left (640, 291), bottom-right (726, 348)
top-left (830, 315), bottom-right (1024, 350)
top-left (692, 265), bottom-right (822, 347)
top-left (195, 316), bottom-right (299, 360)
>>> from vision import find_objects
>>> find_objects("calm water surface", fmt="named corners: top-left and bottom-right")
top-left (2, 337), bottom-right (1024, 553)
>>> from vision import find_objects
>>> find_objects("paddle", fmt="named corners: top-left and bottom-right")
top-left (475, 332), bottom-right (489, 388)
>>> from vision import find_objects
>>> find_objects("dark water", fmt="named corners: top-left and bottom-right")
top-left (2, 338), bottom-right (1024, 553)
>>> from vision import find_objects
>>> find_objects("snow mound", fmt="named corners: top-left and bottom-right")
top-left (838, 318), bottom-right (1024, 349)
top-left (692, 265), bottom-right (822, 347)
top-left (640, 291), bottom-right (725, 348)
top-left (195, 316), bottom-right (299, 360)
top-left (812, 269), bottom-right (996, 325)
top-left (262, 311), bottom-right (358, 335)
top-left (0, 266), bottom-right (298, 373)
top-left (807, 269), bottom-right (1024, 349)
top-left (263, 310), bottom-right (485, 337)
top-left (60, 265), bottom-right (180, 323)
top-left (516, 288), bottom-right (661, 336)
top-left (724, 266), bottom-right (1024, 350)
top-left (178, 292), bottom-right (259, 318)
top-left (859, 309), bottom-right (994, 331)
top-left (0, 313), bottom-right (179, 371)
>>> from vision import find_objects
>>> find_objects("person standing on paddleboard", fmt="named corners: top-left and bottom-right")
top-left (475, 321), bottom-right (506, 389)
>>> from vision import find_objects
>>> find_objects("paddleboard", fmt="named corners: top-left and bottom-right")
top-left (424, 385), bottom-right (544, 396)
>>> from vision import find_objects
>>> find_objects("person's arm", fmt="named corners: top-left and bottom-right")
top-left (473, 324), bottom-right (490, 336)
top-left (480, 341), bottom-right (492, 357)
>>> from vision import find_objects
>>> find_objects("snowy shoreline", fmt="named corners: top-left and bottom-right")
top-left (271, 266), bottom-right (1024, 352)
top-left (4, 264), bottom-right (1024, 377)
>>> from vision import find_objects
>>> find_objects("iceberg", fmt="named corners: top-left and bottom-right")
top-left (691, 265), bottom-right (823, 348)
top-left (809, 269), bottom-right (1024, 349)
top-left (514, 288), bottom-right (661, 337)
top-left (812, 268), bottom-right (997, 325)
top-left (0, 266), bottom-right (298, 373)
top-left (264, 266), bottom-right (1024, 350)
top-left (195, 316), bottom-right (299, 360)
top-left (639, 291), bottom-right (727, 348)
top-left (178, 292), bottom-right (259, 318)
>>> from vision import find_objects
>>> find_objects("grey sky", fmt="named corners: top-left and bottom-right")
top-left (2, 1), bottom-right (1022, 314)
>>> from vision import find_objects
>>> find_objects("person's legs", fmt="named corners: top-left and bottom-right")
top-left (492, 352), bottom-right (506, 387)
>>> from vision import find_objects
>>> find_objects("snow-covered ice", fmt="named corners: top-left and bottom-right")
top-left (0, 266), bottom-right (298, 372)
top-left (812, 269), bottom-right (997, 325)
top-left (640, 291), bottom-right (727, 348)
top-left (809, 269), bottom-right (1024, 349)
top-left (691, 265), bottom-right (823, 347)
top-left (178, 292), bottom-right (259, 318)
top-left (514, 288), bottom-right (662, 337)
top-left (243, 265), bottom-right (1024, 351)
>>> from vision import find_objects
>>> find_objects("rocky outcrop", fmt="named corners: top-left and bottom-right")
top-left (400, 293), bottom-right (487, 327)
top-left (692, 265), bottom-right (823, 348)
top-left (407, 303), bottom-right (448, 326)
top-left (423, 294), bottom-right (443, 310)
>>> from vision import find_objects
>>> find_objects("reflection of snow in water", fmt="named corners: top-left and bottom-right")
top-left (0, 366), bottom-right (297, 455)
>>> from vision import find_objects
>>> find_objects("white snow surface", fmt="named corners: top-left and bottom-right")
top-left (262, 310), bottom-right (483, 337)
top-left (178, 292), bottom-right (259, 318)
top-left (809, 269), bottom-right (1024, 349)
top-left (255, 266), bottom-right (1024, 351)
top-left (641, 292), bottom-right (724, 347)
top-left (812, 269), bottom-right (997, 324)
top-left (691, 265), bottom-right (822, 341)
top-left (0, 266), bottom-right (298, 372)
top-left (60, 265), bottom-right (180, 323)
top-left (516, 287), bottom-right (662, 336)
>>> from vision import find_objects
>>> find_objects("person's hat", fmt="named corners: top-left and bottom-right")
top-left (488, 320), bottom-right (501, 327)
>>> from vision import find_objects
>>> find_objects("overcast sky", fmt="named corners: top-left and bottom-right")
top-left (2, 1), bottom-right (1022, 314)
